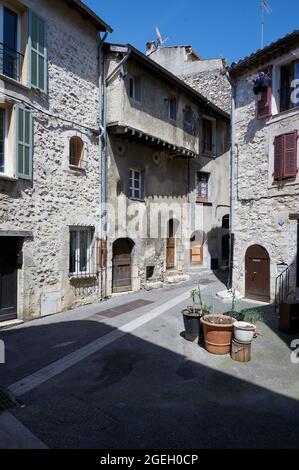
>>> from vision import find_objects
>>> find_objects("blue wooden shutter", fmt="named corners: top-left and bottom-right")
top-left (15, 104), bottom-right (33, 180)
top-left (28, 10), bottom-right (47, 92)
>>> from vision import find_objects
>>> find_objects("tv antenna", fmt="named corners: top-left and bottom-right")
top-left (261, 0), bottom-right (272, 49)
top-left (156, 27), bottom-right (170, 47)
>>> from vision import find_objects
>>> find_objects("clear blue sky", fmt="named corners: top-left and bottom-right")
top-left (85, 0), bottom-right (298, 64)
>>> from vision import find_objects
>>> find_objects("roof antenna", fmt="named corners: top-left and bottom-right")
top-left (261, 0), bottom-right (272, 49)
top-left (156, 27), bottom-right (170, 47)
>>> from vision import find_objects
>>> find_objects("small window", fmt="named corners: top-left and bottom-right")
top-left (166, 97), bottom-right (177, 121)
top-left (70, 136), bottom-right (84, 167)
top-left (0, 108), bottom-right (6, 174)
top-left (129, 169), bottom-right (144, 199)
top-left (222, 215), bottom-right (230, 229)
top-left (184, 106), bottom-right (192, 125)
top-left (202, 118), bottom-right (213, 154)
top-left (280, 61), bottom-right (299, 113)
top-left (69, 228), bottom-right (94, 276)
top-left (196, 172), bottom-right (210, 200)
top-left (129, 75), bottom-right (141, 102)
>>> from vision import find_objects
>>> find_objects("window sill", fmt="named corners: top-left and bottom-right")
top-left (0, 173), bottom-right (18, 182)
top-left (0, 73), bottom-right (31, 92)
top-left (69, 274), bottom-right (98, 281)
top-left (196, 197), bottom-right (212, 206)
top-left (69, 165), bottom-right (86, 173)
top-left (268, 107), bottom-right (299, 125)
top-left (129, 197), bottom-right (145, 203)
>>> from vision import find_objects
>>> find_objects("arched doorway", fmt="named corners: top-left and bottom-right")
top-left (112, 238), bottom-right (134, 293)
top-left (190, 231), bottom-right (204, 265)
top-left (166, 219), bottom-right (179, 269)
top-left (245, 245), bottom-right (270, 302)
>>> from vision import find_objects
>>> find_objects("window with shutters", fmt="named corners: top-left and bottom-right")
top-left (257, 66), bottom-right (272, 120)
top-left (273, 131), bottom-right (298, 181)
top-left (196, 172), bottom-right (210, 202)
top-left (15, 104), bottom-right (33, 180)
top-left (129, 168), bottom-right (144, 200)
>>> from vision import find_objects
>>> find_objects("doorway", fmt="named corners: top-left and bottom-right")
top-left (245, 245), bottom-right (270, 302)
top-left (112, 238), bottom-right (134, 293)
top-left (0, 237), bottom-right (18, 321)
top-left (190, 231), bottom-right (204, 265)
top-left (166, 219), bottom-right (176, 269)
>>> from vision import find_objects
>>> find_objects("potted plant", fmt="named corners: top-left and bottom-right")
top-left (234, 321), bottom-right (256, 343)
top-left (182, 286), bottom-right (211, 341)
top-left (238, 308), bottom-right (266, 338)
top-left (200, 314), bottom-right (236, 355)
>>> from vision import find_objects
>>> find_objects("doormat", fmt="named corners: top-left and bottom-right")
top-left (94, 299), bottom-right (155, 318)
top-left (0, 388), bottom-right (23, 414)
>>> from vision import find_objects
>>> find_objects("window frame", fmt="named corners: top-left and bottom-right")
top-left (69, 228), bottom-right (94, 277)
top-left (128, 75), bottom-right (141, 103)
top-left (196, 171), bottom-right (210, 201)
top-left (202, 116), bottom-right (216, 156)
top-left (273, 131), bottom-right (298, 182)
top-left (0, 4), bottom-right (22, 82)
top-left (0, 107), bottom-right (8, 175)
top-left (279, 60), bottom-right (299, 113)
top-left (129, 168), bottom-right (143, 200)
top-left (69, 135), bottom-right (84, 168)
top-left (166, 96), bottom-right (177, 121)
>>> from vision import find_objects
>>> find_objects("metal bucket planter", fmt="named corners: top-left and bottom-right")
top-left (182, 305), bottom-right (203, 342)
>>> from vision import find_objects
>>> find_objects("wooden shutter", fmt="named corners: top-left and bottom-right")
top-left (28, 10), bottom-right (47, 92)
top-left (15, 104), bottom-right (33, 180)
top-left (284, 131), bottom-right (298, 178)
top-left (257, 66), bottom-right (272, 120)
top-left (274, 135), bottom-right (284, 180)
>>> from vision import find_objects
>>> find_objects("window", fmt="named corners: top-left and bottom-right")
top-left (280, 61), bottom-right (299, 113)
top-left (129, 169), bottom-right (144, 199)
top-left (166, 97), bottom-right (177, 121)
top-left (0, 108), bottom-right (6, 173)
top-left (2, 7), bottom-right (19, 80)
top-left (184, 106), bottom-right (196, 135)
top-left (29, 10), bottom-right (47, 92)
top-left (274, 131), bottom-right (298, 181)
top-left (202, 118), bottom-right (213, 153)
top-left (184, 106), bottom-right (192, 125)
top-left (69, 136), bottom-right (84, 167)
top-left (69, 228), bottom-right (94, 276)
top-left (196, 172), bottom-right (210, 200)
top-left (129, 75), bottom-right (141, 102)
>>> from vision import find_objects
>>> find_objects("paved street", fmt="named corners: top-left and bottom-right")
top-left (0, 270), bottom-right (299, 449)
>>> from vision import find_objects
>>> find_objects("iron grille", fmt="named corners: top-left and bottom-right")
top-left (0, 43), bottom-right (24, 82)
top-left (0, 388), bottom-right (22, 413)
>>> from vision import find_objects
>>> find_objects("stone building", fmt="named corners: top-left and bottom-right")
top-left (104, 43), bottom-right (230, 295)
top-left (0, 0), bottom-right (111, 322)
top-left (229, 30), bottom-right (299, 303)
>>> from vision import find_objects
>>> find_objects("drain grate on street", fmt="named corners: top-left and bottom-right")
top-left (198, 279), bottom-right (215, 285)
top-left (0, 388), bottom-right (22, 413)
top-left (94, 299), bottom-right (155, 318)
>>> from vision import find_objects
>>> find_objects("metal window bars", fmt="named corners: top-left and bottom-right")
top-left (69, 229), bottom-right (98, 279)
top-left (0, 42), bottom-right (24, 82)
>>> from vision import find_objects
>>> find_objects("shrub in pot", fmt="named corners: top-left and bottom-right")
top-left (182, 287), bottom-right (211, 341)
top-left (239, 308), bottom-right (266, 338)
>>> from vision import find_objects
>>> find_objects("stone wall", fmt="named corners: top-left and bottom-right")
top-left (0, 0), bottom-right (102, 320)
top-left (232, 53), bottom-right (299, 300)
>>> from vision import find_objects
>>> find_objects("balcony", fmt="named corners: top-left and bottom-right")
top-left (0, 42), bottom-right (24, 82)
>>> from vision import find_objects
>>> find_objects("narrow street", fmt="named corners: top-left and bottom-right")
top-left (0, 271), bottom-right (298, 449)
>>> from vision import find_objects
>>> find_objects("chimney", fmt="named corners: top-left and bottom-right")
top-left (146, 41), bottom-right (157, 56)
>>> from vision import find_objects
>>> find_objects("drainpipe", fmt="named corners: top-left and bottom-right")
top-left (98, 31), bottom-right (108, 300)
top-left (226, 70), bottom-right (236, 289)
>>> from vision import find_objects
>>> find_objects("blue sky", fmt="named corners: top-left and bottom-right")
top-left (85, 0), bottom-right (298, 64)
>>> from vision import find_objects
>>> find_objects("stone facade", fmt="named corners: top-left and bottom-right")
top-left (0, 0), bottom-right (110, 321)
top-left (231, 45), bottom-right (299, 301)
top-left (105, 45), bottom-right (230, 295)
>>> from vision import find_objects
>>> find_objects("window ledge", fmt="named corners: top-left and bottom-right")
top-left (69, 274), bottom-right (98, 281)
top-left (129, 197), bottom-right (146, 203)
top-left (0, 173), bottom-right (18, 182)
top-left (0, 73), bottom-right (31, 92)
top-left (268, 108), bottom-right (299, 125)
top-left (196, 197), bottom-right (212, 206)
top-left (69, 165), bottom-right (86, 173)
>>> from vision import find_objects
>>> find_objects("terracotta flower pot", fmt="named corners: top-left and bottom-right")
top-left (201, 314), bottom-right (236, 355)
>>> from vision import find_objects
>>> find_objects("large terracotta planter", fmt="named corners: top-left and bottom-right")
top-left (201, 314), bottom-right (236, 355)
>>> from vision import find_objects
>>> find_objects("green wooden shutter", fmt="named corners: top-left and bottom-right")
top-left (28, 10), bottom-right (47, 92)
top-left (15, 104), bottom-right (33, 180)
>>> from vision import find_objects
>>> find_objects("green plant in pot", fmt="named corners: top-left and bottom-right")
top-left (182, 286), bottom-right (211, 342)
top-left (239, 308), bottom-right (266, 337)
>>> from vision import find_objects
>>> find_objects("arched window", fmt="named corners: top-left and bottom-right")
top-left (69, 136), bottom-right (84, 167)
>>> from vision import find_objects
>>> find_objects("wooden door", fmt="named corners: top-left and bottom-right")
top-left (0, 237), bottom-right (18, 321)
top-left (166, 220), bottom-right (175, 269)
top-left (113, 239), bottom-right (133, 293)
top-left (190, 245), bottom-right (203, 265)
top-left (245, 245), bottom-right (270, 302)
